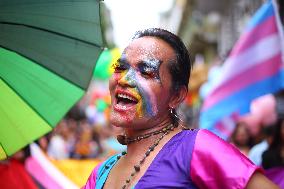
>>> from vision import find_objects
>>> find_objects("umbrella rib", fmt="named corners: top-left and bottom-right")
top-left (0, 75), bottom-right (54, 128)
top-left (0, 45), bottom-right (89, 90)
top-left (0, 143), bottom-right (8, 158)
top-left (0, 21), bottom-right (104, 49)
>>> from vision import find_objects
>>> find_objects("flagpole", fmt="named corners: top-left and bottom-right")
top-left (277, 0), bottom-right (284, 24)
top-left (272, 0), bottom-right (284, 62)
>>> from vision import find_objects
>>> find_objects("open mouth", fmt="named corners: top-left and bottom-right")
top-left (116, 93), bottom-right (138, 106)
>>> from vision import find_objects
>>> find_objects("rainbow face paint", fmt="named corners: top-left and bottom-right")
top-left (112, 55), bottom-right (161, 118)
top-left (109, 36), bottom-right (176, 128)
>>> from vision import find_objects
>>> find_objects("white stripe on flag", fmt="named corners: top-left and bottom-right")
top-left (272, 0), bottom-right (284, 62)
top-left (209, 34), bottom-right (281, 94)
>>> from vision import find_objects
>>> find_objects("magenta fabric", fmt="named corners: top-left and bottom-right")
top-left (25, 157), bottom-right (63, 189)
top-left (82, 163), bottom-right (102, 189)
top-left (265, 167), bottom-right (284, 188)
top-left (191, 129), bottom-right (261, 189)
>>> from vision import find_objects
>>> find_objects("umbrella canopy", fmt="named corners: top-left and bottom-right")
top-left (0, 0), bottom-right (104, 160)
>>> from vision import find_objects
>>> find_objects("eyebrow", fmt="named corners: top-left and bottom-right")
top-left (138, 59), bottom-right (162, 69)
top-left (117, 57), bottom-right (129, 64)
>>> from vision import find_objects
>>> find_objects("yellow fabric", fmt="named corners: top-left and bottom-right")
top-left (50, 159), bottom-right (101, 187)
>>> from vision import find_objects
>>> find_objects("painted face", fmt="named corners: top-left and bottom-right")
top-left (109, 36), bottom-right (176, 129)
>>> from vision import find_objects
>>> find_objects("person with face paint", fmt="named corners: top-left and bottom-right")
top-left (83, 28), bottom-right (278, 189)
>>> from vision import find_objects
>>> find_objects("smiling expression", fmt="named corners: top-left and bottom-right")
top-left (109, 36), bottom-right (176, 129)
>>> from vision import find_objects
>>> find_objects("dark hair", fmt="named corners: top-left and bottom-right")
top-left (269, 119), bottom-right (284, 150)
top-left (132, 28), bottom-right (192, 92)
top-left (262, 119), bottom-right (284, 169)
top-left (231, 122), bottom-right (253, 147)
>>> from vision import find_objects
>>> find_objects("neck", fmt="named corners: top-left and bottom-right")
top-left (125, 122), bottom-right (179, 159)
top-left (124, 117), bottom-right (172, 138)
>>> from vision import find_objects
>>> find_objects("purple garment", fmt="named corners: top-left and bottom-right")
top-left (83, 129), bottom-right (259, 189)
top-left (265, 167), bottom-right (284, 188)
top-left (135, 130), bottom-right (198, 189)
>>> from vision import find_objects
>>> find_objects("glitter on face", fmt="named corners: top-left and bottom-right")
top-left (112, 55), bottom-right (160, 118)
top-left (109, 35), bottom-right (178, 128)
top-left (137, 58), bottom-right (162, 81)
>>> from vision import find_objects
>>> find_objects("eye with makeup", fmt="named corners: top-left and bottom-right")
top-left (139, 66), bottom-right (159, 79)
top-left (138, 60), bottom-right (160, 80)
top-left (112, 59), bottom-right (129, 73)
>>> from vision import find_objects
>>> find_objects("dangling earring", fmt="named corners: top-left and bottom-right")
top-left (169, 106), bottom-right (190, 130)
top-left (169, 107), bottom-right (178, 119)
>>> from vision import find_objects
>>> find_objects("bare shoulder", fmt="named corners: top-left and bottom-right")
top-left (246, 172), bottom-right (280, 189)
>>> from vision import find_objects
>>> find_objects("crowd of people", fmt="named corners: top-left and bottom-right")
top-left (45, 116), bottom-right (126, 160)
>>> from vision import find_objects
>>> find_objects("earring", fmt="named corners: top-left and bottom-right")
top-left (169, 107), bottom-right (190, 130)
top-left (169, 107), bottom-right (174, 115)
top-left (169, 107), bottom-right (179, 119)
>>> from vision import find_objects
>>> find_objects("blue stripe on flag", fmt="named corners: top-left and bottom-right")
top-left (200, 69), bottom-right (284, 130)
top-left (211, 128), bottom-right (230, 140)
top-left (246, 0), bottom-right (274, 31)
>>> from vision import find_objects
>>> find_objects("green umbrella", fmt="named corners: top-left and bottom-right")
top-left (0, 0), bottom-right (104, 160)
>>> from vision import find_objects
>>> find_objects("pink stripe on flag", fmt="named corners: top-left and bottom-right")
top-left (25, 157), bottom-right (63, 189)
top-left (230, 15), bottom-right (277, 57)
top-left (203, 53), bottom-right (282, 111)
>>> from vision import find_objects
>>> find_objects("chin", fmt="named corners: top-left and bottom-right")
top-left (110, 112), bottom-right (150, 129)
top-left (109, 114), bottom-right (133, 128)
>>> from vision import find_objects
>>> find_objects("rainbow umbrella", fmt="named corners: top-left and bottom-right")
top-left (0, 0), bottom-right (103, 160)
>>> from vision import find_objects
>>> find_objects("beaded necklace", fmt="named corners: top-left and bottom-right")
top-left (115, 123), bottom-right (177, 189)
top-left (117, 123), bottom-right (176, 145)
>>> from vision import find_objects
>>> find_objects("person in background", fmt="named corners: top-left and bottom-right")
top-left (47, 119), bottom-right (71, 159)
top-left (249, 125), bottom-right (275, 166)
top-left (262, 119), bottom-right (284, 169)
top-left (262, 119), bottom-right (284, 188)
top-left (72, 121), bottom-right (103, 159)
top-left (231, 121), bottom-right (253, 156)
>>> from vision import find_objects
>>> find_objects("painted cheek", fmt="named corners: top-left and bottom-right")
top-left (123, 71), bottom-right (144, 117)
top-left (114, 69), bottom-right (158, 119)
top-left (136, 76), bottom-right (158, 118)
top-left (124, 87), bottom-right (143, 118)
top-left (119, 69), bottom-right (150, 118)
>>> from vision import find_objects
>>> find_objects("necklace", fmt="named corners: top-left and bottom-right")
top-left (117, 124), bottom-right (175, 145)
top-left (119, 123), bottom-right (177, 189)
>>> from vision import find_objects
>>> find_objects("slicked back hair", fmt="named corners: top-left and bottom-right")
top-left (132, 28), bottom-right (192, 92)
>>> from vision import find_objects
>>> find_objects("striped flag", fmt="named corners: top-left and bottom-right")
top-left (199, 0), bottom-right (284, 139)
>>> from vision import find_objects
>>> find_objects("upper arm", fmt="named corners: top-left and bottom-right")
top-left (246, 172), bottom-right (280, 189)
top-left (190, 129), bottom-right (261, 189)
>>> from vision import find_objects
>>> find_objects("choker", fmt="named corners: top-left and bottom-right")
top-left (117, 124), bottom-right (176, 145)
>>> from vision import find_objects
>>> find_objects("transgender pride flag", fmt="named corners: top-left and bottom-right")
top-left (199, 0), bottom-right (284, 139)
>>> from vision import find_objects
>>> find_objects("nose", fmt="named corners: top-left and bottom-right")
top-left (118, 69), bottom-right (136, 87)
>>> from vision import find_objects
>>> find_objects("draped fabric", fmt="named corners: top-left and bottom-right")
top-left (83, 129), bottom-right (259, 189)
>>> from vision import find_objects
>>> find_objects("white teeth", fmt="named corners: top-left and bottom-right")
top-left (117, 93), bottom-right (136, 101)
